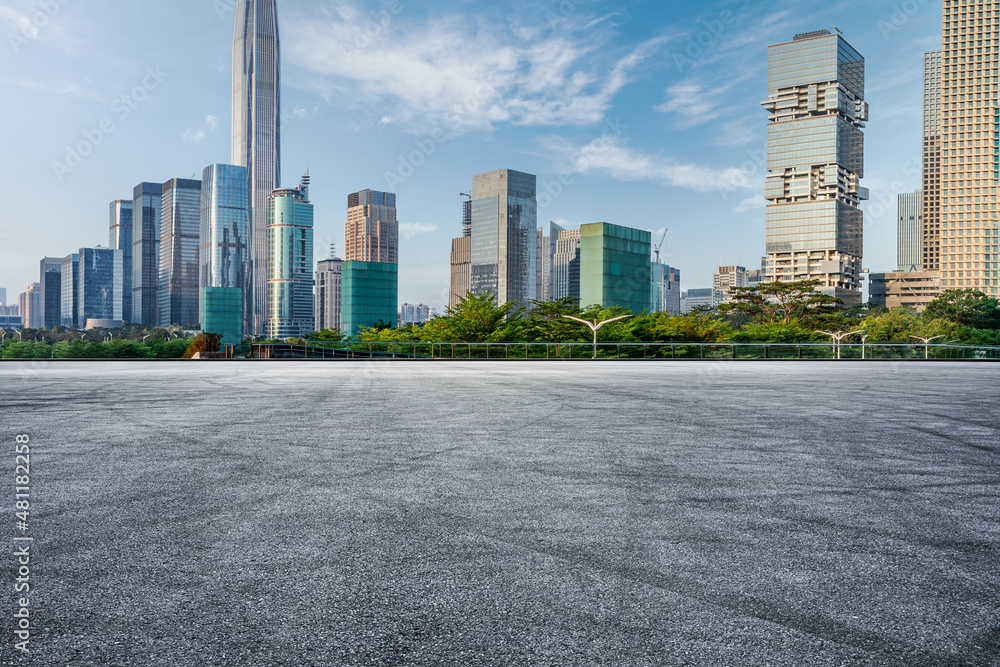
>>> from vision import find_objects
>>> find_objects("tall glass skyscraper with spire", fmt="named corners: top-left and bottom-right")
top-left (233, 0), bottom-right (280, 335)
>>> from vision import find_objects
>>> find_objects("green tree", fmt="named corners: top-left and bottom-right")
top-left (858, 308), bottom-right (921, 342)
top-left (923, 289), bottom-right (1000, 329)
top-left (309, 328), bottom-right (346, 342)
top-left (358, 323), bottom-right (424, 342)
top-left (422, 290), bottom-right (524, 342)
top-left (150, 338), bottom-right (191, 359)
top-left (631, 312), bottom-right (733, 343)
top-left (2, 341), bottom-right (52, 359)
top-left (720, 279), bottom-right (842, 326)
top-left (51, 340), bottom-right (109, 359)
top-left (732, 321), bottom-right (822, 343)
top-left (109, 339), bottom-right (155, 358)
top-left (523, 298), bottom-right (588, 342)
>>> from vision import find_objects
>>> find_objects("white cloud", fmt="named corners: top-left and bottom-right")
top-left (399, 222), bottom-right (439, 239)
top-left (655, 82), bottom-right (725, 128)
top-left (0, 5), bottom-right (38, 39)
top-left (734, 195), bottom-right (766, 213)
top-left (182, 115), bottom-right (219, 144)
top-left (567, 136), bottom-right (755, 193)
top-left (285, 4), bottom-right (667, 133)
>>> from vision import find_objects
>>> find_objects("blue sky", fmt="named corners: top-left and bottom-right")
top-left (0, 0), bottom-right (941, 312)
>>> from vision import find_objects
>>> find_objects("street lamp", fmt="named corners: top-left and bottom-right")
top-left (861, 334), bottom-right (869, 360)
top-left (17, 331), bottom-right (23, 342)
top-left (816, 330), bottom-right (865, 360)
top-left (910, 335), bottom-right (945, 360)
top-left (142, 335), bottom-right (150, 342)
top-left (563, 314), bottom-right (633, 360)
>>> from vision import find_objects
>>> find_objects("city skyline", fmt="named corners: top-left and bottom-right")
top-left (0, 1), bottom-right (941, 309)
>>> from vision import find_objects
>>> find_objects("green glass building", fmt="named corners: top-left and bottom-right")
top-left (579, 223), bottom-right (651, 314)
top-left (200, 287), bottom-right (242, 346)
top-left (341, 261), bottom-right (397, 339)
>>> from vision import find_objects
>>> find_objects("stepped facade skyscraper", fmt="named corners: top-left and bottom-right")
top-left (233, 0), bottom-right (280, 334)
top-left (761, 30), bottom-right (868, 306)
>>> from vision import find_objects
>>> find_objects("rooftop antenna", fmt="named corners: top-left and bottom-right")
top-left (329, 242), bottom-right (337, 260)
top-left (834, 25), bottom-right (842, 35)
top-left (654, 228), bottom-right (668, 264)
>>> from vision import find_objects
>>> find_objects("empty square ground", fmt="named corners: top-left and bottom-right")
top-left (2, 361), bottom-right (999, 666)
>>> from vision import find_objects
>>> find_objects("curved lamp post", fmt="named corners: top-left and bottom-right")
top-left (563, 314), bottom-right (633, 360)
top-left (910, 335), bottom-right (945, 360)
top-left (861, 334), bottom-right (869, 360)
top-left (816, 330), bottom-right (865, 360)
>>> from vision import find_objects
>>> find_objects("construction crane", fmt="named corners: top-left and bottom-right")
top-left (654, 229), bottom-right (668, 264)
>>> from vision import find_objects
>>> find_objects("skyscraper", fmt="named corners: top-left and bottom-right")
top-left (449, 236), bottom-right (471, 310)
top-left (938, 4), bottom-right (1000, 295)
top-left (898, 191), bottom-right (922, 272)
top-left (651, 263), bottom-right (681, 314)
top-left (714, 265), bottom-right (747, 303)
top-left (462, 197), bottom-right (472, 238)
top-left (109, 200), bottom-right (133, 322)
top-left (342, 189), bottom-right (398, 338)
top-left (315, 250), bottom-right (343, 334)
top-left (552, 228), bottom-right (581, 302)
top-left (20, 284), bottom-right (41, 329)
top-left (922, 51), bottom-right (942, 274)
top-left (60, 253), bottom-right (79, 328)
top-left (579, 223), bottom-right (651, 313)
top-left (132, 182), bottom-right (162, 325)
top-left (39, 258), bottom-right (62, 329)
top-left (78, 248), bottom-right (125, 327)
top-left (470, 169), bottom-right (537, 308)
top-left (545, 220), bottom-right (563, 301)
top-left (762, 30), bottom-right (868, 306)
top-left (200, 164), bottom-right (250, 344)
top-left (266, 173), bottom-right (314, 338)
top-left (345, 189), bottom-right (398, 263)
top-left (159, 179), bottom-right (202, 327)
top-left (233, 0), bottom-right (281, 335)
top-left (398, 303), bottom-right (431, 325)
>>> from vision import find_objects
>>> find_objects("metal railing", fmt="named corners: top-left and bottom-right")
top-left (244, 342), bottom-right (1000, 361)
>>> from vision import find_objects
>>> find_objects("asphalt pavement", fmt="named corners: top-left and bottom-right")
top-left (1, 361), bottom-right (998, 666)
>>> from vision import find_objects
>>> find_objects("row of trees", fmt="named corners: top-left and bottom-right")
top-left (347, 282), bottom-right (1000, 346)
top-left (4, 283), bottom-right (999, 358)
top-left (0, 324), bottom-right (195, 360)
